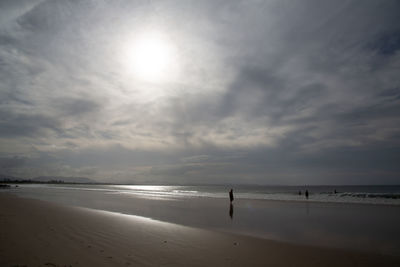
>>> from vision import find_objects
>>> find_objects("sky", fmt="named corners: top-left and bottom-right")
top-left (0, 0), bottom-right (400, 185)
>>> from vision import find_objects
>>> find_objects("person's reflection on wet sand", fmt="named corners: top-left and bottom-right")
top-left (229, 203), bottom-right (234, 219)
top-left (306, 201), bottom-right (310, 215)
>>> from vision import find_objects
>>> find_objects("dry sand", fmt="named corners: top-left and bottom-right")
top-left (1, 193), bottom-right (399, 267)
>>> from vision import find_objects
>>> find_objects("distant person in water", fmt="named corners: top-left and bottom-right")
top-left (229, 189), bottom-right (234, 203)
top-left (305, 190), bottom-right (309, 199)
top-left (298, 190), bottom-right (302, 195)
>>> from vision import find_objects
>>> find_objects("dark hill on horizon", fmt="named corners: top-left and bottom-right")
top-left (0, 174), bottom-right (96, 184)
top-left (32, 176), bottom-right (96, 183)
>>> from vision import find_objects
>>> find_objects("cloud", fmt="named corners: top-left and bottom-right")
top-left (368, 29), bottom-right (400, 56)
top-left (0, 156), bottom-right (27, 169)
top-left (0, 110), bottom-right (61, 138)
top-left (0, 0), bottom-right (399, 184)
top-left (51, 97), bottom-right (102, 117)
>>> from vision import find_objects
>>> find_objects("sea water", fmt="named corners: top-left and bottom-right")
top-left (8, 183), bottom-right (400, 205)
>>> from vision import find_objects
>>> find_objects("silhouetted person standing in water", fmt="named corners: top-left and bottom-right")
top-left (228, 189), bottom-right (234, 219)
top-left (229, 189), bottom-right (234, 203)
top-left (305, 190), bottom-right (309, 199)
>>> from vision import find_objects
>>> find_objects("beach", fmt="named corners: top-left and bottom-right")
top-left (1, 193), bottom-right (400, 267)
top-left (6, 184), bottom-right (400, 255)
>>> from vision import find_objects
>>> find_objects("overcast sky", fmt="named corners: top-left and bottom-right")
top-left (1, 0), bottom-right (399, 184)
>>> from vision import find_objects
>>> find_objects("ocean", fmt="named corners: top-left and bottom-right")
top-left (3, 183), bottom-right (400, 255)
top-left (7, 183), bottom-right (400, 205)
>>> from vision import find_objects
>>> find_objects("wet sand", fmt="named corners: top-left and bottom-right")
top-left (10, 184), bottom-right (400, 255)
top-left (1, 193), bottom-right (399, 267)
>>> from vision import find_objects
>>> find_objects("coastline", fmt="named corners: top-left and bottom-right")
top-left (6, 184), bottom-right (400, 255)
top-left (6, 183), bottom-right (400, 206)
top-left (1, 193), bottom-right (400, 267)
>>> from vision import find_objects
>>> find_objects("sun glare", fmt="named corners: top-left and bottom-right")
top-left (123, 31), bottom-right (178, 82)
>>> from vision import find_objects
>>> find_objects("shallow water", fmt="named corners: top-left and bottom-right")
top-left (8, 183), bottom-right (400, 204)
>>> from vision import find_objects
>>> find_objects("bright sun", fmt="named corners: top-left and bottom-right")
top-left (123, 32), bottom-right (177, 82)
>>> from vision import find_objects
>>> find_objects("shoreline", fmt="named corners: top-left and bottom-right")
top-left (5, 183), bottom-right (400, 207)
top-left (1, 193), bottom-right (400, 266)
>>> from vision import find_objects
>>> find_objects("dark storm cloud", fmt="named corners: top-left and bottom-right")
top-left (0, 0), bottom-right (400, 184)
